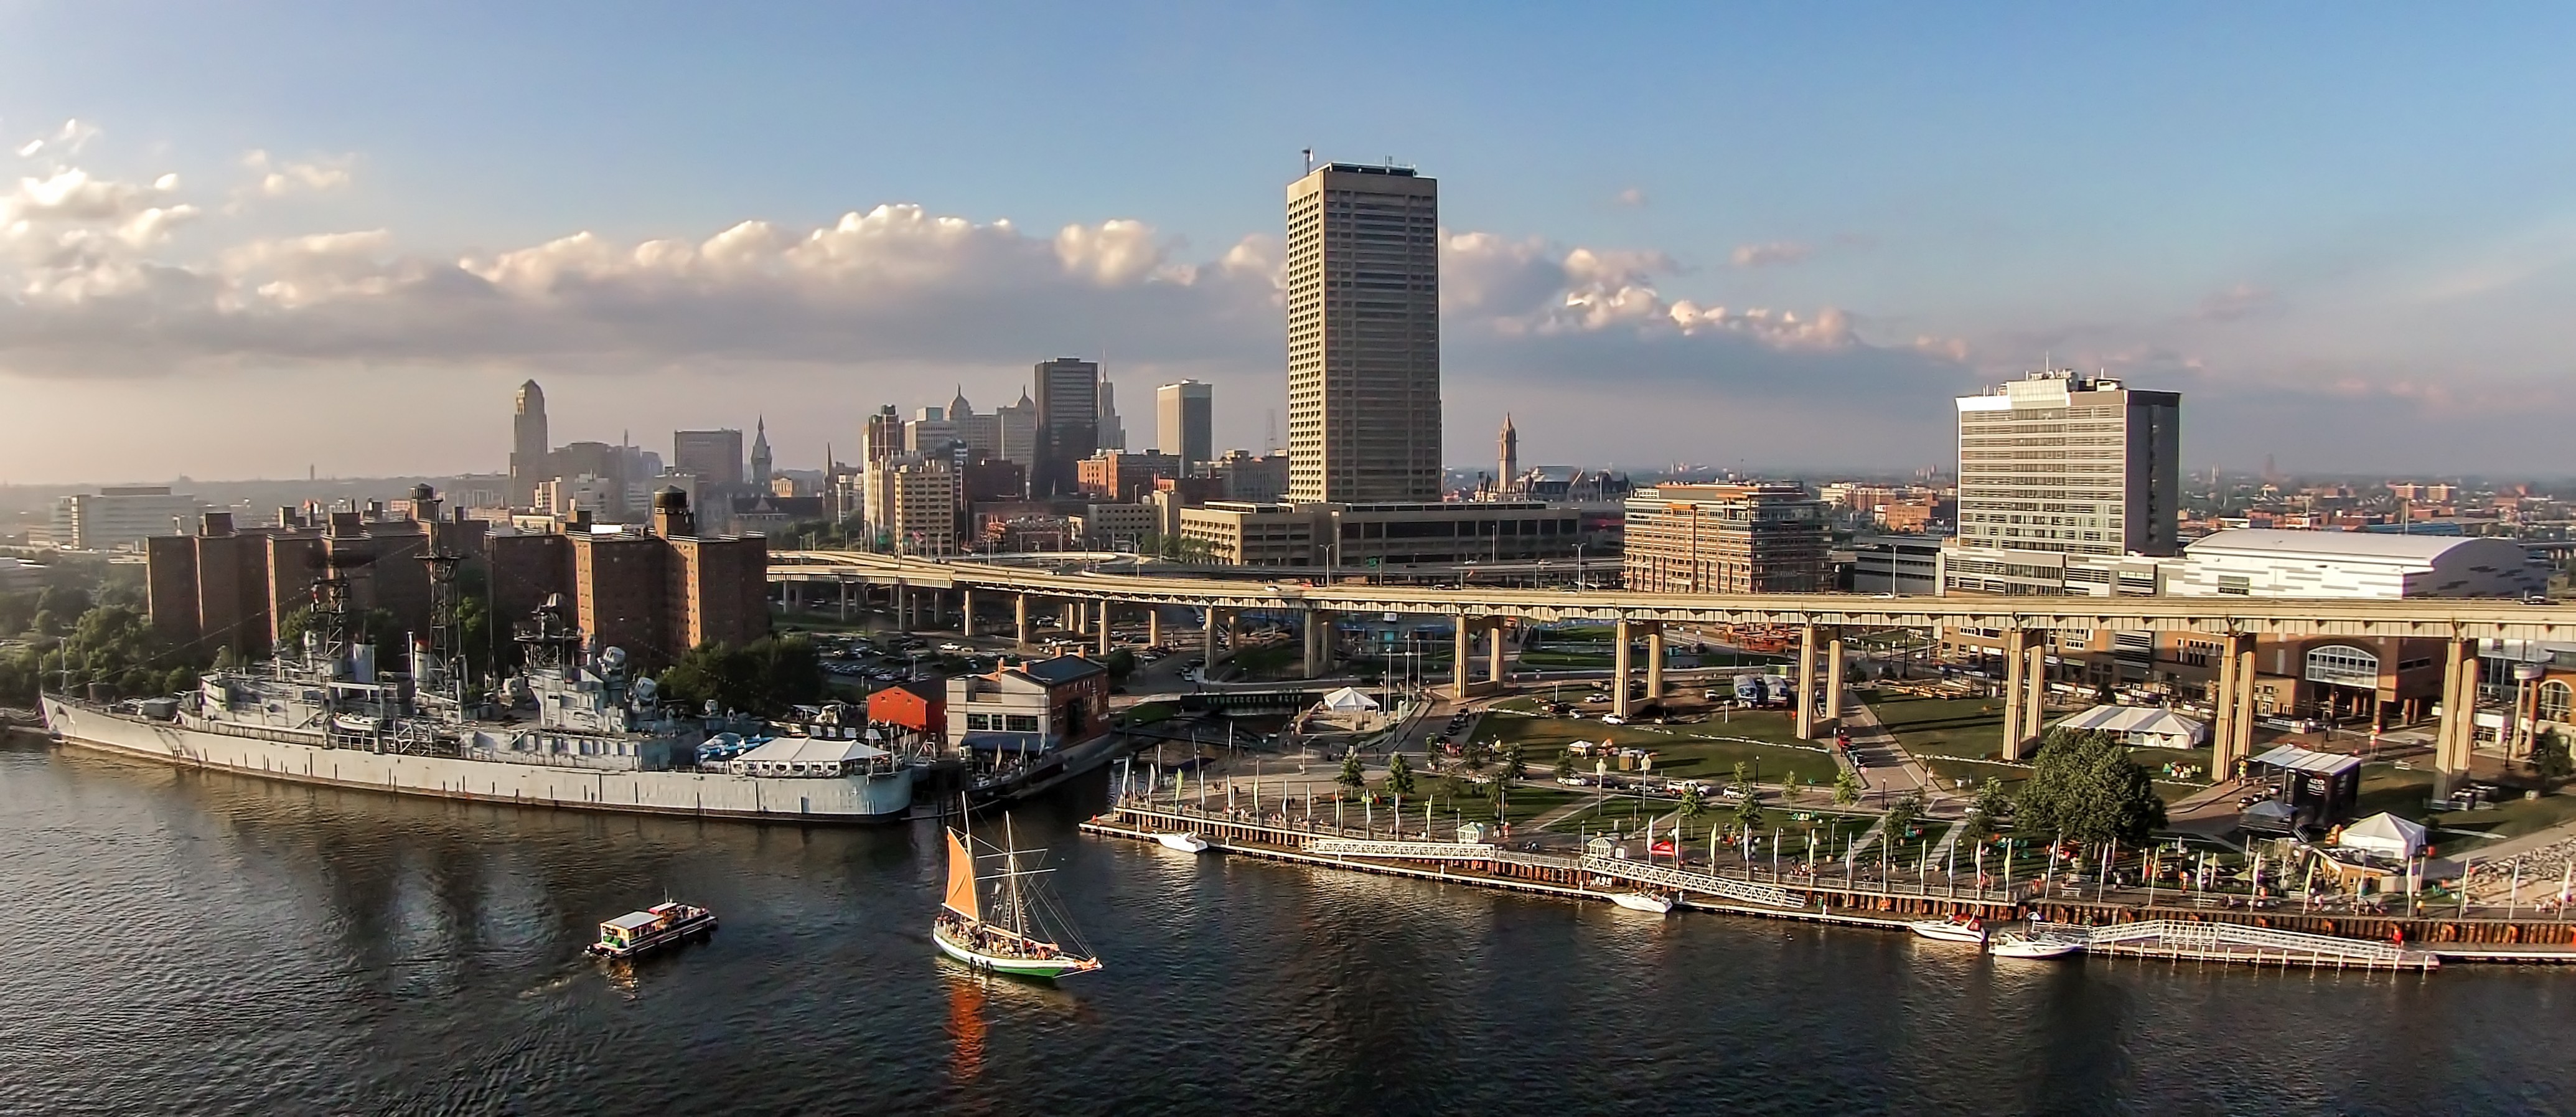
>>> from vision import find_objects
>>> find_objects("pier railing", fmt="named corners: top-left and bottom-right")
top-left (2077, 919), bottom-right (2424, 966)
top-left (1309, 839), bottom-right (1501, 861)
top-left (1579, 855), bottom-right (1804, 909)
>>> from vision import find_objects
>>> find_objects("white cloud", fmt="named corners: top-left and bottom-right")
top-left (1730, 240), bottom-right (1813, 268)
top-left (1613, 186), bottom-right (1648, 208)
top-left (239, 149), bottom-right (354, 199)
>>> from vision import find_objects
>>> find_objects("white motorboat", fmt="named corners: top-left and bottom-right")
top-left (1609, 892), bottom-right (1676, 915)
top-left (1156, 832), bottom-right (1212, 853)
top-left (1909, 916), bottom-right (1988, 944)
top-left (1988, 932), bottom-right (2081, 959)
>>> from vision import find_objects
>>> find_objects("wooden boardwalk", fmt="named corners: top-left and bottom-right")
top-left (1085, 799), bottom-right (2573, 969)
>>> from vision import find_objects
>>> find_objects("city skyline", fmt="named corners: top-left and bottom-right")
top-left (8, 6), bottom-right (2576, 482)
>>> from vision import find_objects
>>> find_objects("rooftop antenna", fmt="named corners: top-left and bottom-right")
top-left (1302, 148), bottom-right (1314, 174)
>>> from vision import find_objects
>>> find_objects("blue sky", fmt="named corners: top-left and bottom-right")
top-left (4, 2), bottom-right (2574, 482)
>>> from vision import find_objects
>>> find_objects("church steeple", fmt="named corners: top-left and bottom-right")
top-left (750, 416), bottom-right (774, 488)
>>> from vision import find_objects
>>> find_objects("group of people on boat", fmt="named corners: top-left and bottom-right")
top-left (937, 910), bottom-right (1061, 960)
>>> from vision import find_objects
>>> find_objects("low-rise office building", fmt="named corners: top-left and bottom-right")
top-left (945, 655), bottom-right (1112, 755)
top-left (1623, 483), bottom-right (1830, 593)
top-left (1174, 501), bottom-right (1581, 569)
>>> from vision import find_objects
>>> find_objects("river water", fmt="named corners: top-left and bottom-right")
top-left (6, 732), bottom-right (2574, 1116)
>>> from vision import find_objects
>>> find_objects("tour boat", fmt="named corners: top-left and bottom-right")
top-left (589, 901), bottom-right (718, 959)
top-left (1156, 831), bottom-right (1212, 854)
top-left (1609, 891), bottom-right (1677, 915)
top-left (933, 814), bottom-right (1104, 981)
top-left (1908, 915), bottom-right (1988, 944)
top-left (1988, 931), bottom-right (2082, 960)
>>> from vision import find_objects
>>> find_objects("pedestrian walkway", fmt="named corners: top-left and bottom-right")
top-left (1928, 819), bottom-right (1965, 865)
top-left (1840, 699), bottom-right (1941, 805)
top-left (1846, 815), bottom-right (1890, 861)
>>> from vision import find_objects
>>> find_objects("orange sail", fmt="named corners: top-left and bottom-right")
top-left (942, 830), bottom-right (981, 922)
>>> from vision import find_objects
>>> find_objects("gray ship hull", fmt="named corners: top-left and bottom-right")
top-left (40, 697), bottom-right (914, 823)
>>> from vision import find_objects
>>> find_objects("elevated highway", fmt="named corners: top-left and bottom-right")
top-left (770, 550), bottom-right (2573, 793)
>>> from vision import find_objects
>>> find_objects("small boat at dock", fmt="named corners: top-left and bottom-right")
top-left (1609, 892), bottom-right (1676, 915)
top-left (1909, 915), bottom-right (1987, 944)
top-left (1156, 832), bottom-right (1212, 853)
top-left (1988, 931), bottom-right (2082, 960)
top-left (589, 902), bottom-right (718, 959)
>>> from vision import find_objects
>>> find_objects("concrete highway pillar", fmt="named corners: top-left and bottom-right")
top-left (1014, 593), bottom-right (1029, 651)
top-left (1146, 608), bottom-right (1161, 649)
top-left (2435, 636), bottom-right (2477, 798)
top-left (892, 580), bottom-right (909, 633)
top-left (1613, 620), bottom-right (1635, 719)
top-left (1823, 629), bottom-right (1846, 727)
top-left (1063, 600), bottom-right (1080, 632)
top-left (2211, 633), bottom-right (2241, 771)
top-left (1487, 620), bottom-right (1507, 693)
top-left (837, 578), bottom-right (851, 624)
top-left (2224, 634), bottom-right (2257, 777)
top-left (1098, 601), bottom-right (1113, 656)
top-left (2024, 636), bottom-right (2047, 750)
top-left (1453, 618), bottom-right (1473, 695)
top-left (2000, 628), bottom-right (2028, 759)
top-left (1301, 610), bottom-right (1324, 679)
top-left (959, 588), bottom-right (975, 638)
top-left (1203, 607), bottom-right (1221, 667)
top-left (1794, 624), bottom-right (1819, 740)
top-left (1644, 623), bottom-right (1665, 708)
top-left (785, 580), bottom-right (803, 613)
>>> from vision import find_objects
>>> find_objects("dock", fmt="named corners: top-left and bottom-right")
top-left (1082, 799), bottom-right (2564, 969)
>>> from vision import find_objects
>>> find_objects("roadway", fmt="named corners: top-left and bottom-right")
top-left (770, 550), bottom-right (2576, 640)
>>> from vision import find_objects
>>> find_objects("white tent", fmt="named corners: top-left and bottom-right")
top-left (2338, 811), bottom-right (2427, 860)
top-left (2051, 704), bottom-right (2207, 749)
top-left (1318, 686), bottom-right (1380, 712)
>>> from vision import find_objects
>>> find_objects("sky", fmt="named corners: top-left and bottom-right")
top-left (4, 2), bottom-right (2575, 484)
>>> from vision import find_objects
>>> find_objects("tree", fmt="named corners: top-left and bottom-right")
top-left (1386, 752), bottom-right (1417, 797)
top-left (1964, 778), bottom-right (2012, 844)
top-left (655, 635), bottom-right (825, 717)
top-left (1885, 791), bottom-right (1924, 837)
top-left (1500, 742), bottom-right (1526, 784)
top-left (1731, 761), bottom-right (1754, 795)
top-left (1832, 768), bottom-right (1861, 806)
top-left (1105, 648), bottom-right (1138, 681)
top-left (1733, 785), bottom-right (1766, 833)
top-left (2015, 728), bottom-right (2166, 848)
top-left (1679, 782), bottom-right (1708, 818)
top-left (1338, 750), bottom-right (1366, 795)
top-left (2537, 728), bottom-right (2574, 787)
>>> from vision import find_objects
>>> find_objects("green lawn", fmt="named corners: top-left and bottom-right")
top-left (1865, 693), bottom-right (2009, 761)
top-left (1519, 649), bottom-right (1617, 669)
top-left (1479, 710), bottom-right (1840, 785)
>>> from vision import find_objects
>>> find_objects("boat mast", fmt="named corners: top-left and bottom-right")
top-left (1005, 814), bottom-right (1028, 938)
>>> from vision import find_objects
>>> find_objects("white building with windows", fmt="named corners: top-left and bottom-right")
top-left (2168, 529), bottom-right (2542, 600)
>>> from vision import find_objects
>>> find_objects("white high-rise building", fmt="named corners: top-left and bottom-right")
top-left (1286, 161), bottom-right (1441, 504)
top-left (51, 486), bottom-right (203, 552)
top-left (1157, 380), bottom-right (1214, 470)
top-left (1945, 369), bottom-right (2181, 595)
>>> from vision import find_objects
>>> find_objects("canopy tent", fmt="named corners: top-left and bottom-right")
top-left (2338, 811), bottom-right (2428, 860)
top-left (1317, 686), bottom-right (1381, 712)
top-left (2051, 704), bottom-right (2208, 749)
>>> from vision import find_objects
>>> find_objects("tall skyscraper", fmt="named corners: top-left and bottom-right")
top-left (1032, 357), bottom-right (1100, 497)
top-left (1946, 369), bottom-right (2181, 595)
top-left (861, 405), bottom-right (904, 464)
top-left (510, 380), bottom-right (550, 508)
top-left (1096, 379), bottom-right (1126, 451)
top-left (1496, 413), bottom-right (1519, 497)
top-left (674, 429), bottom-right (746, 488)
top-left (1157, 380), bottom-right (1214, 470)
top-left (1285, 161), bottom-right (1441, 504)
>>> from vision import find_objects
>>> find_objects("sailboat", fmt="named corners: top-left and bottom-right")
top-left (933, 811), bottom-right (1104, 981)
